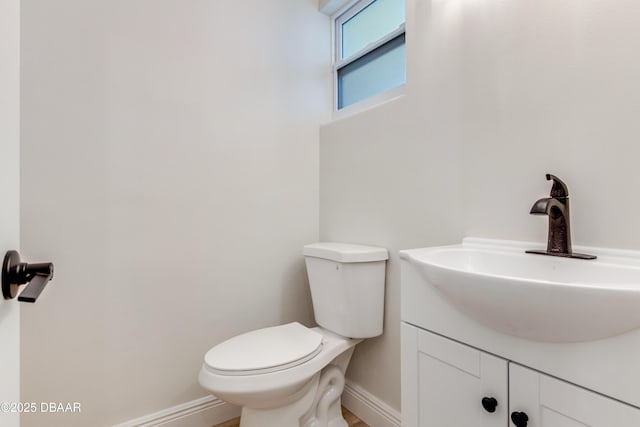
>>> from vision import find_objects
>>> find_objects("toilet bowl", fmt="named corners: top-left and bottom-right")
top-left (199, 323), bottom-right (361, 426)
top-left (199, 242), bottom-right (388, 427)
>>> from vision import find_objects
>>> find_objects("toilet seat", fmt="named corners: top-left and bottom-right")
top-left (204, 322), bottom-right (323, 376)
top-left (199, 327), bottom-right (361, 409)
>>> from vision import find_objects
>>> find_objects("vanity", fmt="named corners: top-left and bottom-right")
top-left (400, 238), bottom-right (640, 426)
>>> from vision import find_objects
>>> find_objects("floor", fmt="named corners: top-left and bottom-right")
top-left (212, 407), bottom-right (368, 427)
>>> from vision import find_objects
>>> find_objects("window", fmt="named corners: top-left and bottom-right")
top-left (334, 0), bottom-right (406, 110)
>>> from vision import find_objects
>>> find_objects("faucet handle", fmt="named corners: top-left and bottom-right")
top-left (546, 174), bottom-right (569, 198)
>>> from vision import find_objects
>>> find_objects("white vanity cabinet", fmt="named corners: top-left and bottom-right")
top-left (400, 239), bottom-right (640, 427)
top-left (509, 362), bottom-right (640, 427)
top-left (402, 323), bottom-right (640, 427)
top-left (401, 324), bottom-right (507, 427)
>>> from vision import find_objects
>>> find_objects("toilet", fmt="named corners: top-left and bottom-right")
top-left (198, 242), bottom-right (388, 427)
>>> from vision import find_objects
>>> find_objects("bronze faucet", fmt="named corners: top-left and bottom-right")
top-left (526, 174), bottom-right (596, 260)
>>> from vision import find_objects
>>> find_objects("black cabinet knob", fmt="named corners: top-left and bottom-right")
top-left (511, 411), bottom-right (529, 427)
top-left (481, 397), bottom-right (498, 413)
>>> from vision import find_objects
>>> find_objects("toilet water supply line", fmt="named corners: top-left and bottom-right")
top-left (314, 365), bottom-right (345, 426)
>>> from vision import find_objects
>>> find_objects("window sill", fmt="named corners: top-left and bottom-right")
top-left (330, 83), bottom-right (406, 122)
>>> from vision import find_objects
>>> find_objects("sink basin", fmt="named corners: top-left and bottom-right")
top-left (400, 238), bottom-right (640, 342)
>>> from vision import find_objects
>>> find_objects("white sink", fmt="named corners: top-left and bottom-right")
top-left (400, 238), bottom-right (640, 342)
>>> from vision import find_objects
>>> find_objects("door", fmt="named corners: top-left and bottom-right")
top-left (509, 363), bottom-right (640, 427)
top-left (402, 323), bottom-right (508, 426)
top-left (0, 0), bottom-right (21, 426)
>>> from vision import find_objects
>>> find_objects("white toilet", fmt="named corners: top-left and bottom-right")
top-left (198, 242), bottom-right (388, 427)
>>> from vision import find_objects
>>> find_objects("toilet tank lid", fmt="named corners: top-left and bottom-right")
top-left (303, 242), bottom-right (388, 263)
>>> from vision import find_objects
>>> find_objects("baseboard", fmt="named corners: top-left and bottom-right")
top-left (112, 396), bottom-right (240, 427)
top-left (342, 381), bottom-right (401, 427)
top-left (112, 383), bottom-right (399, 427)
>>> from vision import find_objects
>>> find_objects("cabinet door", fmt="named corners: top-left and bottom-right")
top-left (509, 363), bottom-right (640, 427)
top-left (402, 323), bottom-right (508, 426)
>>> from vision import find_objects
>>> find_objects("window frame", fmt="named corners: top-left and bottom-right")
top-left (332, 0), bottom-right (406, 113)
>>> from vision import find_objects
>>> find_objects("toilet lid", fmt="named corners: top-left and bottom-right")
top-left (204, 322), bottom-right (323, 375)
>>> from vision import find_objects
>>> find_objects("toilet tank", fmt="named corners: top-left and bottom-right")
top-left (303, 243), bottom-right (388, 339)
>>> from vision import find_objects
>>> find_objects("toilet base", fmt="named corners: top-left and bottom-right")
top-left (239, 371), bottom-right (316, 427)
top-left (239, 348), bottom-right (356, 427)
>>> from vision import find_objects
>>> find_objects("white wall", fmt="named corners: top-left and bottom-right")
top-left (320, 0), bottom-right (640, 413)
top-left (0, 0), bottom-right (20, 426)
top-left (20, 1), bottom-right (329, 425)
top-left (458, 0), bottom-right (640, 247)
